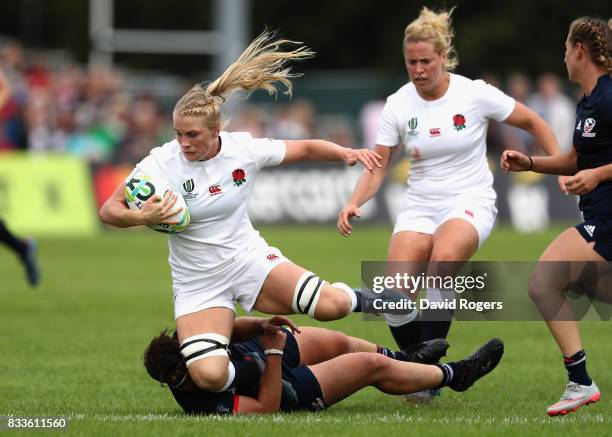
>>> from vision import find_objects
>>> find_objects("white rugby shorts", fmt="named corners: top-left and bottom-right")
top-left (393, 189), bottom-right (497, 247)
top-left (173, 241), bottom-right (288, 318)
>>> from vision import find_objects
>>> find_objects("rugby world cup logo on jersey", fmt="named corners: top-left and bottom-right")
top-left (582, 118), bottom-right (596, 138)
top-left (407, 117), bottom-right (419, 137)
top-left (183, 179), bottom-right (195, 193)
top-left (181, 179), bottom-right (199, 201)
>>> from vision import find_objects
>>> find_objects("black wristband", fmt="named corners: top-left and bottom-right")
top-left (527, 156), bottom-right (533, 171)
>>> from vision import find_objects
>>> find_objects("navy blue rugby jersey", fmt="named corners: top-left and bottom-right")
top-left (169, 330), bottom-right (304, 415)
top-left (574, 74), bottom-right (612, 219)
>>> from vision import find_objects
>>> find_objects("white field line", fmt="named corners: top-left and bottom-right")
top-left (38, 413), bottom-right (609, 425)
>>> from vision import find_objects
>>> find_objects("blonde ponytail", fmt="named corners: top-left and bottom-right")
top-left (174, 30), bottom-right (315, 127)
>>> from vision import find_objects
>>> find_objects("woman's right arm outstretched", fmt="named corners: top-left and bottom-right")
top-left (337, 144), bottom-right (396, 236)
top-left (99, 181), bottom-right (180, 228)
top-left (500, 147), bottom-right (577, 176)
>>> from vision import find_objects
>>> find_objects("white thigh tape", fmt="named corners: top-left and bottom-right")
top-left (292, 271), bottom-right (324, 317)
top-left (180, 333), bottom-right (229, 367)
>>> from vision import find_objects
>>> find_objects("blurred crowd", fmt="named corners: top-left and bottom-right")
top-left (0, 39), bottom-right (579, 166)
top-left (0, 40), bottom-right (172, 164)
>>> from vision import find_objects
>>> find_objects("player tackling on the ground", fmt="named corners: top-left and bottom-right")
top-left (144, 315), bottom-right (504, 414)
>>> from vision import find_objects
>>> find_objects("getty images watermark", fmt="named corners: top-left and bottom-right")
top-left (360, 261), bottom-right (612, 321)
top-left (370, 271), bottom-right (496, 312)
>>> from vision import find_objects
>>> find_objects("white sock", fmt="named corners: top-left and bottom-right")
top-left (384, 309), bottom-right (418, 327)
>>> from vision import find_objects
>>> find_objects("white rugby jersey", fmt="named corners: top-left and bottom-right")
top-left (376, 73), bottom-right (515, 196)
top-left (133, 131), bottom-right (286, 285)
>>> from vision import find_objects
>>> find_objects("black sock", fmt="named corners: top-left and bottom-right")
top-left (389, 321), bottom-right (422, 350)
top-left (434, 363), bottom-right (458, 388)
top-left (419, 319), bottom-right (452, 342)
top-left (376, 345), bottom-right (401, 360)
top-left (564, 350), bottom-right (592, 386)
top-left (0, 220), bottom-right (27, 257)
top-left (388, 317), bottom-right (452, 351)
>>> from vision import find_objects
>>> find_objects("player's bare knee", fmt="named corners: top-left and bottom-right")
top-left (527, 275), bottom-right (545, 303)
top-left (360, 352), bottom-right (389, 379)
top-left (314, 288), bottom-right (351, 320)
top-left (188, 360), bottom-right (228, 391)
top-left (430, 250), bottom-right (457, 263)
top-left (321, 328), bottom-right (351, 353)
top-left (334, 331), bottom-right (352, 354)
top-left (528, 273), bottom-right (561, 303)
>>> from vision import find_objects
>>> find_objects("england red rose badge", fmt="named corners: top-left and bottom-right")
top-left (453, 114), bottom-right (466, 131)
top-left (232, 168), bottom-right (246, 186)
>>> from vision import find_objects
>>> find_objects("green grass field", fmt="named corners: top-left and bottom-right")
top-left (0, 224), bottom-right (610, 436)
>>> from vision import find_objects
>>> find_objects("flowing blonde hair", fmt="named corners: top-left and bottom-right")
top-left (404, 7), bottom-right (458, 71)
top-left (174, 30), bottom-right (315, 128)
top-left (568, 17), bottom-right (612, 74)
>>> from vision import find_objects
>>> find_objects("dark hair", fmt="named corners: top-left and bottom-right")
top-left (568, 16), bottom-right (612, 73)
top-left (143, 329), bottom-right (186, 386)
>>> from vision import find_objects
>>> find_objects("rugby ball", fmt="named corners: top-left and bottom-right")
top-left (124, 174), bottom-right (190, 234)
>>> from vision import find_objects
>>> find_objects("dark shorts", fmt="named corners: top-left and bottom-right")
top-left (284, 366), bottom-right (327, 412)
top-left (280, 329), bottom-right (326, 412)
top-left (575, 217), bottom-right (612, 261)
